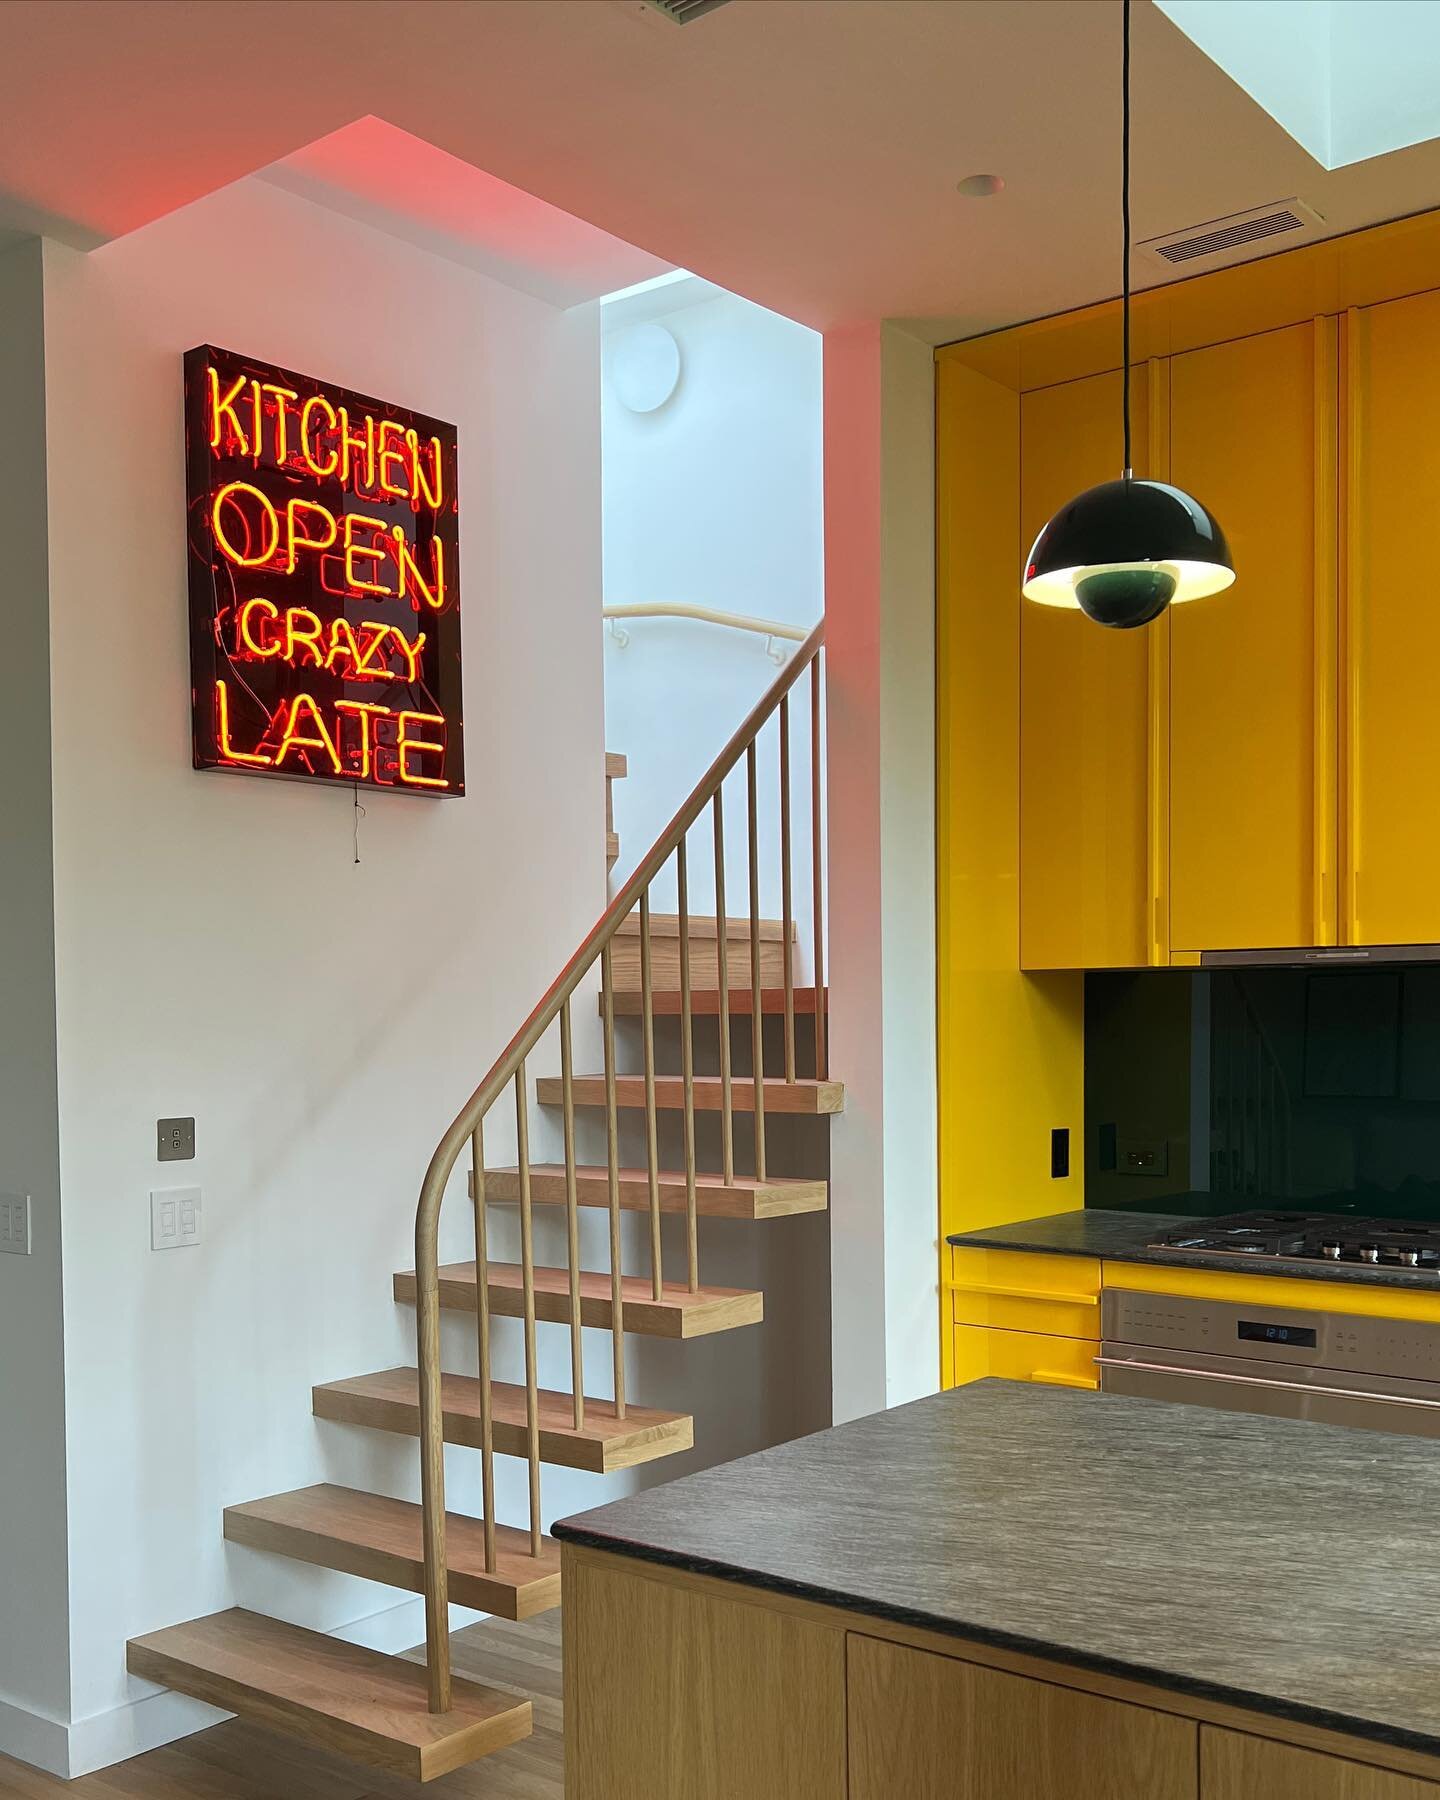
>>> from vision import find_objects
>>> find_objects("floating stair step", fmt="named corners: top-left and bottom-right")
top-left (314, 1367), bottom-right (693, 1474)
top-left (605, 752), bottom-right (628, 779)
top-left (126, 1608), bottom-right (531, 1782)
top-left (612, 912), bottom-right (794, 993)
top-left (223, 1484), bottom-right (560, 1621)
top-left (394, 1262), bottom-right (763, 1339)
top-left (483, 1165), bottom-right (828, 1219)
top-left (607, 984), bottom-right (827, 1017)
top-left (537, 1073), bottom-right (844, 1115)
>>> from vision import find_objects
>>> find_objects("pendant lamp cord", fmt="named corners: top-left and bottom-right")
top-left (1121, 0), bottom-right (1132, 479)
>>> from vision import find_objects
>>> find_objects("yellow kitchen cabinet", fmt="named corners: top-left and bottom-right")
top-left (1344, 290), bottom-right (1440, 947)
top-left (1020, 368), bottom-right (1153, 970)
top-left (950, 1248), bottom-right (1101, 1339)
top-left (952, 1326), bottom-right (1100, 1391)
top-left (1168, 320), bottom-right (1338, 954)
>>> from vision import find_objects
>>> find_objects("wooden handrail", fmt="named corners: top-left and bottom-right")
top-left (603, 602), bottom-right (809, 644)
top-left (412, 616), bottom-right (826, 1711)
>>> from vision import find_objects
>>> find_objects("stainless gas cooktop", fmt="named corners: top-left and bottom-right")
top-left (1149, 1209), bottom-right (1440, 1271)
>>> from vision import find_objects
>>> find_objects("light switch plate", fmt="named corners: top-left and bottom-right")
top-left (0, 1194), bottom-right (30, 1255)
top-left (157, 1117), bottom-right (195, 1162)
top-left (152, 1187), bottom-right (202, 1250)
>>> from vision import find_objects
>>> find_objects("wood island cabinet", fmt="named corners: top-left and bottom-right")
top-left (848, 1636), bottom-right (1195, 1800)
top-left (564, 1546), bottom-right (1440, 1800)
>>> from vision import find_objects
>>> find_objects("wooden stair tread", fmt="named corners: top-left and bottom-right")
top-left (538, 1073), bottom-right (844, 1114)
top-left (126, 1607), bottom-right (530, 1782)
top-left (605, 752), bottom-right (628, 779)
top-left (483, 1165), bottom-right (828, 1219)
top-left (393, 1262), bottom-right (763, 1339)
top-left (607, 985), bottom-right (826, 1016)
top-left (616, 911), bottom-right (793, 941)
top-left (223, 1484), bottom-right (560, 1621)
top-left (313, 1367), bottom-right (693, 1474)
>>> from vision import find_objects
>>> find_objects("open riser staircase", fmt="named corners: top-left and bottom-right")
top-left (128, 621), bottom-right (838, 1779)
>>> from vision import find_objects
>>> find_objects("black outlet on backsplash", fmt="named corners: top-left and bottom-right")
top-left (1085, 964), bottom-right (1440, 1223)
top-left (1051, 1127), bottom-right (1070, 1179)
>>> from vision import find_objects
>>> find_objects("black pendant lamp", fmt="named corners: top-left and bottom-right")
top-left (1022, 0), bottom-right (1233, 628)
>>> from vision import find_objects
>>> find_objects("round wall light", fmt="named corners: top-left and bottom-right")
top-left (955, 173), bottom-right (1005, 198)
top-left (606, 322), bottom-right (682, 413)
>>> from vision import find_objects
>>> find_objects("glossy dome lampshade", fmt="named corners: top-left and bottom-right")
top-left (1022, 475), bottom-right (1234, 629)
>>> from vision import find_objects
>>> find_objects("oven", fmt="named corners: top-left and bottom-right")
top-left (1099, 1290), bottom-right (1440, 1439)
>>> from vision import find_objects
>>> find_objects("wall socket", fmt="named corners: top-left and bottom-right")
top-left (0, 1194), bottom-right (31, 1255)
top-left (151, 1187), bottom-right (202, 1250)
top-left (157, 1117), bottom-right (196, 1162)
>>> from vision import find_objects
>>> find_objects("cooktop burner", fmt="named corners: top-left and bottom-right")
top-left (1149, 1210), bottom-right (1440, 1270)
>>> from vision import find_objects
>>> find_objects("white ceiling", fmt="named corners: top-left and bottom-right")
top-left (1160, 1), bottom-right (1440, 172)
top-left (4, 0), bottom-right (1440, 338)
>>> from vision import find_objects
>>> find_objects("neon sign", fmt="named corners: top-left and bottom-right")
top-left (185, 345), bottom-right (463, 794)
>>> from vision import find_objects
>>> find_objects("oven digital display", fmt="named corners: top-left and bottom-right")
top-left (1238, 1320), bottom-right (1317, 1347)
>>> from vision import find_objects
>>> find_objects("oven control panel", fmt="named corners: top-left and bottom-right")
top-left (1101, 1290), bottom-right (1440, 1383)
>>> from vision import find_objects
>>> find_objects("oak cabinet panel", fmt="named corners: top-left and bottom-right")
top-left (848, 1635), bottom-right (1196, 1800)
top-left (1202, 1727), bottom-right (1440, 1798)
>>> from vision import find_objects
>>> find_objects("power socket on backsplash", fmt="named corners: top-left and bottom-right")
top-left (1117, 1134), bottom-right (1169, 1177)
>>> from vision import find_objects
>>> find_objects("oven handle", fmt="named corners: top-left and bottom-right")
top-left (1094, 1356), bottom-right (1440, 1412)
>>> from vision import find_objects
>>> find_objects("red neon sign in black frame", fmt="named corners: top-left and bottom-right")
top-left (185, 344), bottom-right (464, 795)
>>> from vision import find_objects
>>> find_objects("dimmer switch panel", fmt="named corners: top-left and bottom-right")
top-left (151, 1188), bottom-right (202, 1250)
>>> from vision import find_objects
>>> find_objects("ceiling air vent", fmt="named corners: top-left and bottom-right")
top-left (643, 0), bottom-right (733, 19)
top-left (1139, 199), bottom-right (1324, 269)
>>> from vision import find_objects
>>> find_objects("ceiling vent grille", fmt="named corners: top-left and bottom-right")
top-left (1140, 199), bottom-right (1323, 269)
top-left (643, 0), bottom-right (733, 20)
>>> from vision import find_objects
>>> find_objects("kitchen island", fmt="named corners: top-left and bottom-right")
top-left (554, 1381), bottom-right (1440, 1799)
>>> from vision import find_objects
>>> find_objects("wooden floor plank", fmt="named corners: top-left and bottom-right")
top-left (223, 1485), bottom-right (560, 1620)
top-left (125, 1610), bottom-right (530, 1783)
top-left (482, 1164), bottom-right (828, 1219)
top-left (392, 1262), bottom-right (763, 1339)
top-left (312, 1368), bottom-right (693, 1473)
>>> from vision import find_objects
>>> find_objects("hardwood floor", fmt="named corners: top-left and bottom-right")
top-left (0, 1613), bottom-right (562, 1799)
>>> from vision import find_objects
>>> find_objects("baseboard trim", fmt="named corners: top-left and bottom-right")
top-left (0, 1688), bottom-right (73, 1780)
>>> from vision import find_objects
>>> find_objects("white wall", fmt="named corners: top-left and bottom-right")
top-left (0, 239), bottom-right (72, 1772)
top-left (32, 178), bottom-right (613, 1776)
top-left (823, 321), bottom-right (939, 1421)
top-left (602, 286), bottom-right (823, 932)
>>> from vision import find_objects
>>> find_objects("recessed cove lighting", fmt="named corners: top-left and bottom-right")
top-left (955, 173), bottom-right (1005, 198)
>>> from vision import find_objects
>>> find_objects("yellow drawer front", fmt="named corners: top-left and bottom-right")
top-left (1103, 1261), bottom-right (1440, 1325)
top-left (950, 1248), bottom-right (1102, 1340)
top-left (952, 1325), bottom-right (1100, 1391)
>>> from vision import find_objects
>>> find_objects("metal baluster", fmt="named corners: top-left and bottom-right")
top-left (560, 1000), bottom-right (584, 1431)
top-left (677, 838), bottom-right (699, 1293)
top-left (600, 944), bottom-right (626, 1418)
top-left (713, 788), bottom-right (735, 1184)
top-left (747, 742), bottom-right (767, 1180)
top-left (780, 694), bottom-right (796, 1083)
top-left (514, 1065), bottom-right (541, 1556)
top-left (470, 1119), bottom-right (497, 1573)
top-left (415, 1218), bottom-right (451, 1713)
top-left (811, 654), bottom-right (827, 1080)
top-left (640, 891), bottom-right (663, 1302)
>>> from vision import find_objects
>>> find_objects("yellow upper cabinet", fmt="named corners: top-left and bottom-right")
top-left (1344, 291), bottom-right (1440, 947)
top-left (1168, 321), bottom-right (1338, 953)
top-left (1020, 369), bottom-right (1153, 970)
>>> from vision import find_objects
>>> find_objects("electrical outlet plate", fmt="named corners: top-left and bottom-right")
top-left (157, 1117), bottom-right (195, 1162)
top-left (0, 1194), bottom-right (31, 1255)
top-left (152, 1187), bottom-right (202, 1250)
top-left (1118, 1135), bottom-right (1170, 1177)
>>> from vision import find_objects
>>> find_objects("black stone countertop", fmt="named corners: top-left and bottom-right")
top-left (948, 1208), bottom-right (1440, 1292)
top-left (553, 1381), bottom-right (1440, 1759)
